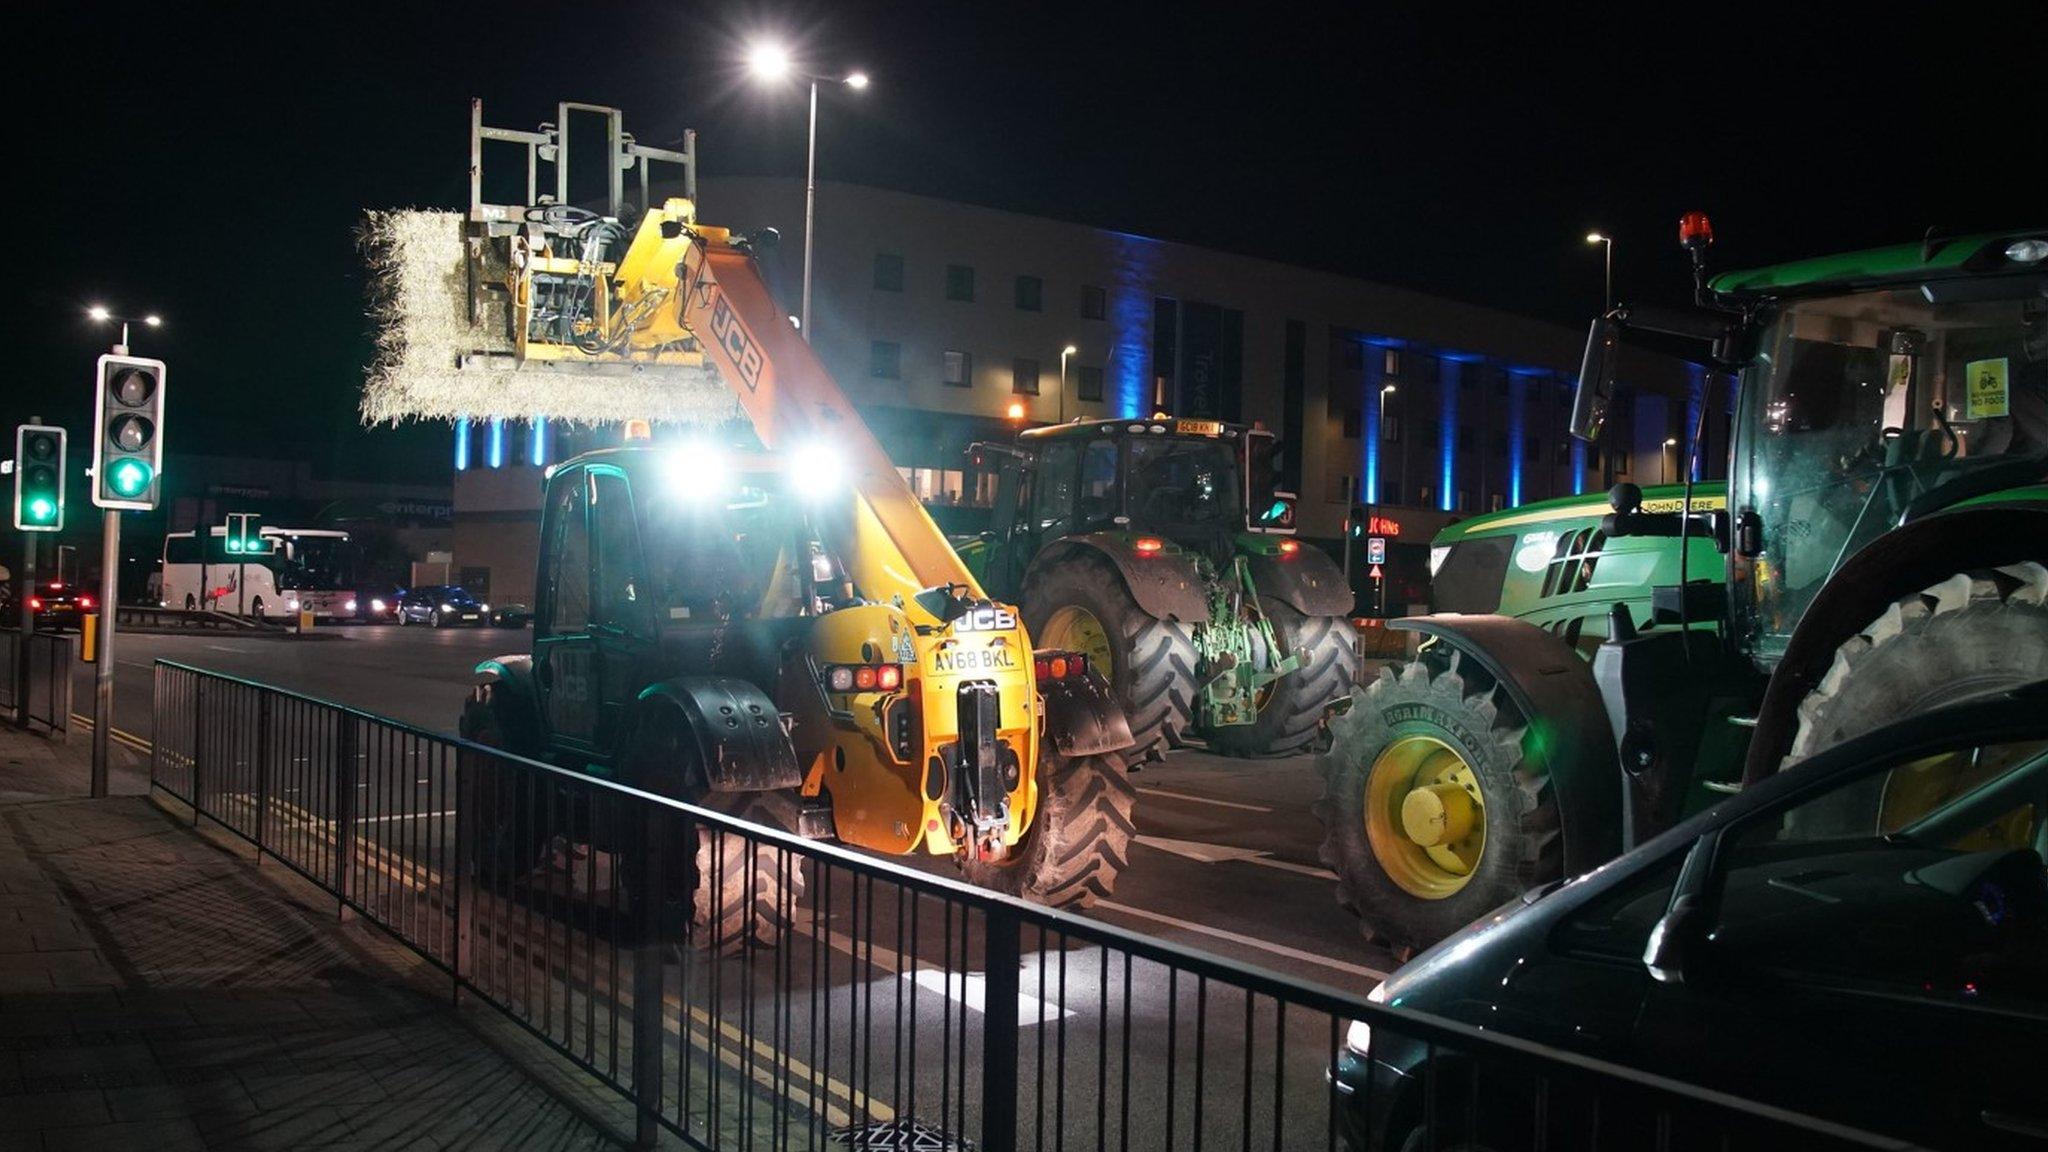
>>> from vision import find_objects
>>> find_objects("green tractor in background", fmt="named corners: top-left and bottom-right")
top-left (963, 416), bottom-right (1360, 761)
top-left (1319, 220), bottom-right (2048, 954)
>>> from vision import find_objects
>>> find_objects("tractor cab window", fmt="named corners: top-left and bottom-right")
top-left (642, 486), bottom-right (837, 624)
top-left (1032, 441), bottom-right (1080, 537)
top-left (1732, 290), bottom-right (2048, 655)
top-left (1125, 436), bottom-right (1242, 535)
top-left (1078, 438), bottom-right (1119, 530)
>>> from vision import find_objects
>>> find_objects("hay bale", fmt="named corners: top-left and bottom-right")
top-left (358, 209), bottom-right (737, 426)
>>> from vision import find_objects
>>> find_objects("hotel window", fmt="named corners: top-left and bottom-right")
top-left (1382, 481), bottom-right (1404, 506)
top-left (1013, 357), bottom-right (1042, 395)
top-left (1075, 364), bottom-right (1104, 403)
top-left (1080, 284), bottom-right (1106, 320)
top-left (870, 341), bottom-right (901, 379)
top-left (1344, 342), bottom-right (1364, 369)
top-left (1457, 489), bottom-right (1472, 512)
top-left (1329, 473), bottom-right (1358, 503)
top-left (942, 349), bottom-right (972, 388)
top-left (1382, 348), bottom-right (1401, 376)
top-left (872, 253), bottom-right (904, 292)
top-left (1383, 415), bottom-right (1402, 443)
top-left (1490, 493), bottom-right (1506, 512)
top-left (946, 264), bottom-right (975, 302)
top-left (1341, 409), bottom-right (1362, 439)
top-left (1015, 275), bottom-right (1043, 312)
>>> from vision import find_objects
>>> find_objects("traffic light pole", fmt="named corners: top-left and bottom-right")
top-left (13, 527), bottom-right (31, 729)
top-left (92, 508), bottom-right (118, 797)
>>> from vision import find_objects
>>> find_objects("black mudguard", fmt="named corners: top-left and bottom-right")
top-left (1038, 665), bottom-right (1136, 757)
top-left (1243, 548), bottom-right (1355, 617)
top-left (1033, 536), bottom-right (1209, 622)
top-left (473, 654), bottom-right (544, 750)
top-left (1742, 504), bottom-right (2048, 782)
top-left (1393, 614), bottom-right (1622, 878)
top-left (637, 676), bottom-right (802, 792)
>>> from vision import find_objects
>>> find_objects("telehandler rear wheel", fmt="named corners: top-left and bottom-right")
top-left (1315, 657), bottom-right (1560, 955)
top-left (1024, 551), bottom-right (1197, 762)
top-left (625, 709), bottom-right (806, 953)
top-left (958, 748), bottom-right (1136, 908)
top-left (1209, 598), bottom-right (1360, 759)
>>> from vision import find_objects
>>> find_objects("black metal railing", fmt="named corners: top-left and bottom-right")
top-left (3, 628), bottom-right (72, 735)
top-left (149, 660), bottom-right (1911, 1152)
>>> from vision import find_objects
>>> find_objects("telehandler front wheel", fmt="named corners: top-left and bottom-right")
top-left (1315, 658), bottom-right (1560, 955)
top-left (1209, 598), bottom-right (1360, 759)
top-left (1024, 551), bottom-right (1197, 763)
top-left (624, 709), bottom-right (806, 953)
top-left (958, 749), bottom-right (1136, 909)
top-left (460, 681), bottom-right (543, 883)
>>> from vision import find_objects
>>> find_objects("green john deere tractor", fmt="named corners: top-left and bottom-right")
top-left (1319, 221), bottom-right (2048, 953)
top-left (963, 416), bottom-right (1360, 761)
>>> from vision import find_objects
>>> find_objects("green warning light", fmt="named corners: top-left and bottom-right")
top-left (27, 497), bottom-right (55, 522)
top-left (109, 459), bottom-right (153, 498)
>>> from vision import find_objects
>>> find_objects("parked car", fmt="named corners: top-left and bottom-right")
top-left (353, 583), bottom-right (406, 625)
top-left (24, 581), bottom-right (96, 631)
top-left (488, 602), bottom-right (531, 628)
top-left (396, 585), bottom-right (488, 628)
top-left (1334, 680), bottom-right (2048, 1152)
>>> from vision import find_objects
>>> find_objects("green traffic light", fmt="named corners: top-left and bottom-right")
top-left (109, 459), bottom-right (152, 498)
top-left (227, 538), bottom-right (244, 553)
top-left (27, 496), bottom-right (54, 522)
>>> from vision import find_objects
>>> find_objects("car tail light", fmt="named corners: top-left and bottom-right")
top-left (77, 595), bottom-right (95, 610)
top-left (28, 597), bottom-right (42, 610)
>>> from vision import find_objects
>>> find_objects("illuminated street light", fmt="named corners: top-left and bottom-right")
top-left (748, 43), bottom-right (871, 343)
top-left (88, 304), bottom-right (112, 322)
top-left (1586, 232), bottom-right (1614, 312)
top-left (1058, 344), bottom-right (1079, 423)
top-left (1662, 436), bottom-right (1679, 482)
top-left (1006, 401), bottom-right (1026, 421)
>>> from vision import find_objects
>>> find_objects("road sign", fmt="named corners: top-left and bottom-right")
top-left (1368, 563), bottom-right (1383, 581)
top-left (1366, 536), bottom-right (1387, 566)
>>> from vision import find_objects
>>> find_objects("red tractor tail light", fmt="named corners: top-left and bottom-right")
top-left (853, 666), bottom-right (878, 690)
top-left (1033, 652), bottom-right (1089, 681)
top-left (1049, 656), bottom-right (1069, 679)
top-left (1278, 539), bottom-right (1300, 555)
top-left (825, 663), bottom-right (903, 693)
top-left (876, 664), bottom-right (902, 691)
top-left (1133, 537), bottom-right (1165, 555)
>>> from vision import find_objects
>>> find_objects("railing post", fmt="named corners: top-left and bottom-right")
top-left (191, 677), bottom-right (208, 824)
top-left (981, 904), bottom-right (1023, 1152)
top-left (632, 801), bottom-right (665, 1149)
top-left (452, 752), bottom-right (474, 1005)
top-left (254, 694), bottom-right (273, 857)
top-left (335, 712), bottom-right (358, 922)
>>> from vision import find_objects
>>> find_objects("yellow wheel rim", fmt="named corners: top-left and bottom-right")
top-left (1364, 735), bottom-right (1487, 899)
top-left (1042, 606), bottom-right (1117, 687)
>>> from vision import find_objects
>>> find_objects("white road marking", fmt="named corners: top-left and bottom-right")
top-left (1135, 786), bottom-right (1272, 813)
top-left (906, 969), bottom-right (1073, 1023)
top-left (1093, 900), bottom-right (1388, 982)
top-left (204, 644), bottom-right (247, 654)
top-left (1134, 834), bottom-right (1337, 880)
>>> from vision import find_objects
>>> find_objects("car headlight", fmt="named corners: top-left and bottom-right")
top-left (286, 599), bottom-right (299, 611)
top-left (345, 599), bottom-right (358, 612)
top-left (441, 603), bottom-right (454, 612)
top-left (370, 598), bottom-right (386, 612)
top-left (1428, 545), bottom-right (1451, 578)
top-left (480, 603), bottom-right (490, 613)
top-left (1344, 982), bottom-right (1392, 1057)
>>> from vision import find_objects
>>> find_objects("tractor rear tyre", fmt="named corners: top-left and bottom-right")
top-left (1024, 551), bottom-right (1198, 763)
top-left (626, 708), bottom-right (806, 952)
top-left (1787, 564), bottom-right (2048, 765)
top-left (1209, 598), bottom-right (1360, 759)
top-left (958, 749), bottom-right (1136, 909)
top-left (1315, 656), bottom-right (1561, 955)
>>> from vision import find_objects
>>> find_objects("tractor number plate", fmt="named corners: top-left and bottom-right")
top-left (932, 647), bottom-right (1016, 673)
top-left (1175, 419), bottom-right (1224, 437)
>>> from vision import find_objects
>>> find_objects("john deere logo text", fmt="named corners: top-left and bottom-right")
top-left (708, 291), bottom-right (765, 390)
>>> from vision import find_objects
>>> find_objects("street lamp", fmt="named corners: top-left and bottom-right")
top-left (748, 42), bottom-right (870, 343)
top-left (1585, 232), bottom-right (1614, 312)
top-left (1662, 436), bottom-right (1679, 483)
top-left (1058, 344), bottom-right (1078, 423)
top-left (88, 305), bottom-right (162, 353)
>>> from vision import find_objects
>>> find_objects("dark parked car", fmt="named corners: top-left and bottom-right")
top-left (488, 602), bottom-right (531, 628)
top-left (1336, 680), bottom-right (2048, 1152)
top-left (396, 585), bottom-right (488, 628)
top-left (25, 581), bottom-right (96, 631)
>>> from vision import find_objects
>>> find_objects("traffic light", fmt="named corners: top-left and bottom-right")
top-left (1347, 503), bottom-right (1370, 539)
top-left (92, 353), bottom-right (167, 511)
top-left (12, 425), bottom-right (66, 532)
top-left (223, 512), bottom-right (268, 555)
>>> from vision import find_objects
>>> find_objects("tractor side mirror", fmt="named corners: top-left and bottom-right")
top-left (1572, 316), bottom-right (1622, 441)
top-left (1643, 894), bottom-right (1704, 984)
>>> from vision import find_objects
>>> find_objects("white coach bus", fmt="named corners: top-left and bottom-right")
top-left (160, 527), bottom-right (359, 621)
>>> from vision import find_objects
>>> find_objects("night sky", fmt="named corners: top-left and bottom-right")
top-left (15, 0), bottom-right (2042, 480)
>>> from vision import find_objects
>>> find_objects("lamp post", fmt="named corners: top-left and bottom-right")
top-left (1058, 344), bottom-right (1078, 424)
top-left (1585, 232), bottom-right (1614, 312)
top-left (1372, 383), bottom-right (1395, 616)
top-left (85, 304), bottom-right (163, 799)
top-left (1662, 436), bottom-right (1679, 483)
top-left (748, 43), bottom-right (868, 343)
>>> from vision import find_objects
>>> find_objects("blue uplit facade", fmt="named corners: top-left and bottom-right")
top-left (487, 419), bottom-right (505, 469)
top-left (529, 418), bottom-right (548, 468)
top-left (453, 418), bottom-right (470, 471)
top-left (1437, 358), bottom-right (1462, 511)
top-left (1107, 231), bottom-right (1165, 418)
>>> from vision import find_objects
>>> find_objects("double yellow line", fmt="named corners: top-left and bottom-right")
top-left (68, 712), bottom-right (155, 757)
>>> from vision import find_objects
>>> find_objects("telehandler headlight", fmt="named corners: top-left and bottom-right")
top-left (668, 441), bottom-right (734, 503)
top-left (792, 439), bottom-right (848, 502)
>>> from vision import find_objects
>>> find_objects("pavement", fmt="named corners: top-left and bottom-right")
top-left (0, 724), bottom-right (633, 1151)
